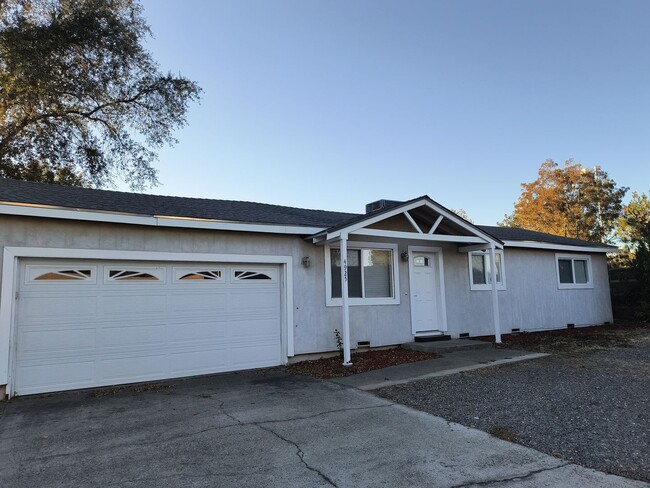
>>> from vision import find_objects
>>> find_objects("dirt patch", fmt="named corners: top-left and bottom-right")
top-left (284, 347), bottom-right (440, 379)
top-left (478, 322), bottom-right (649, 354)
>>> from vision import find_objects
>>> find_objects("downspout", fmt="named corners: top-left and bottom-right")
top-left (488, 243), bottom-right (502, 343)
top-left (340, 232), bottom-right (352, 365)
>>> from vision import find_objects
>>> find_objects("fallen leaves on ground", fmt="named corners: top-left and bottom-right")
top-left (284, 347), bottom-right (440, 379)
top-left (479, 322), bottom-right (649, 354)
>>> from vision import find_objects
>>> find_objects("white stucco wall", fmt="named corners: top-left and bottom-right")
top-left (0, 215), bottom-right (614, 370)
top-left (441, 246), bottom-right (613, 336)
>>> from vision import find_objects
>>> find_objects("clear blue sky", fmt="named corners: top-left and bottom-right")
top-left (134, 0), bottom-right (649, 224)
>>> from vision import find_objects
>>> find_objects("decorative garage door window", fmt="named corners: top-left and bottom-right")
top-left (26, 266), bottom-right (95, 283)
top-left (106, 268), bottom-right (165, 282)
top-left (232, 269), bottom-right (277, 282)
top-left (173, 268), bottom-right (225, 282)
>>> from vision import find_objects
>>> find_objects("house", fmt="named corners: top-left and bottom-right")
top-left (0, 178), bottom-right (615, 398)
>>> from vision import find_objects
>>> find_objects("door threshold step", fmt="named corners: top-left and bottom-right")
top-left (414, 334), bottom-right (451, 343)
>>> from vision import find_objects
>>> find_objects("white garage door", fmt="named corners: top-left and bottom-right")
top-left (14, 259), bottom-right (283, 395)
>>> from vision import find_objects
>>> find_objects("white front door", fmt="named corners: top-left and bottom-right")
top-left (409, 250), bottom-right (446, 335)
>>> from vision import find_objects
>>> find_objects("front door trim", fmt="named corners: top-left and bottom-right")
top-left (407, 246), bottom-right (447, 335)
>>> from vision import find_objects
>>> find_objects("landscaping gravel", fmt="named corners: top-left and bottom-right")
top-left (375, 328), bottom-right (650, 483)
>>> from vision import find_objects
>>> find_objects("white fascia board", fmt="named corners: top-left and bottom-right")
top-left (0, 203), bottom-right (324, 236)
top-left (503, 240), bottom-right (616, 254)
top-left (351, 228), bottom-right (486, 243)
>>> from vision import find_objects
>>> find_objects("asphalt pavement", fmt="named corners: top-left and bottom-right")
top-left (0, 369), bottom-right (646, 488)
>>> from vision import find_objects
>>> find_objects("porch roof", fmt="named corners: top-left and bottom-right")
top-left (310, 196), bottom-right (504, 248)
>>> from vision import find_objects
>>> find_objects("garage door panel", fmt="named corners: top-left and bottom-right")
top-left (228, 318), bottom-right (282, 338)
top-left (168, 348), bottom-right (229, 375)
top-left (14, 260), bottom-right (284, 395)
top-left (18, 328), bottom-right (96, 355)
top-left (97, 324), bottom-right (166, 348)
top-left (230, 343), bottom-right (281, 369)
top-left (167, 292), bottom-right (228, 313)
top-left (97, 354), bottom-right (170, 382)
top-left (167, 321), bottom-right (228, 343)
top-left (102, 294), bottom-right (168, 315)
top-left (16, 360), bottom-right (96, 395)
top-left (18, 295), bottom-right (98, 319)
top-left (228, 290), bottom-right (280, 311)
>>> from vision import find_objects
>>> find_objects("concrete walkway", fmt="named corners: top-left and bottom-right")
top-left (0, 370), bottom-right (645, 488)
top-left (332, 347), bottom-right (549, 390)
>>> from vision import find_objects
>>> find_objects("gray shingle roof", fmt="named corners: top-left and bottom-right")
top-left (0, 178), bottom-right (614, 249)
top-left (0, 178), bottom-right (359, 228)
top-left (478, 225), bottom-right (614, 249)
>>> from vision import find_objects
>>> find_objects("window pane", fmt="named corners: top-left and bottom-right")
top-left (495, 253), bottom-right (502, 285)
top-left (558, 259), bottom-right (574, 283)
top-left (472, 255), bottom-right (486, 285)
top-left (574, 259), bottom-right (588, 284)
top-left (363, 250), bottom-right (392, 298)
top-left (331, 249), bottom-right (362, 298)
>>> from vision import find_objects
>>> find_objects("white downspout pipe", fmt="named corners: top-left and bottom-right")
top-left (488, 243), bottom-right (502, 343)
top-left (340, 232), bottom-right (352, 365)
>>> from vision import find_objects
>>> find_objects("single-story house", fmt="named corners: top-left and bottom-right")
top-left (0, 178), bottom-right (615, 398)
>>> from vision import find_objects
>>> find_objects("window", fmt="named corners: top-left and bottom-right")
top-left (325, 242), bottom-right (399, 306)
top-left (26, 266), bottom-right (95, 284)
top-left (468, 250), bottom-right (505, 291)
top-left (173, 268), bottom-right (224, 282)
top-left (231, 267), bottom-right (278, 283)
top-left (556, 254), bottom-right (593, 289)
top-left (106, 268), bottom-right (165, 282)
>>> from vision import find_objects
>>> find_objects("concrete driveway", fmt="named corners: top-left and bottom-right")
top-left (0, 370), bottom-right (645, 488)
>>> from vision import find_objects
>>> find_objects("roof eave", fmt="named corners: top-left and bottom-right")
top-left (0, 202), bottom-right (326, 235)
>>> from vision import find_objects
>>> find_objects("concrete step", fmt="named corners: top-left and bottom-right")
top-left (403, 338), bottom-right (492, 354)
top-left (414, 334), bottom-right (451, 343)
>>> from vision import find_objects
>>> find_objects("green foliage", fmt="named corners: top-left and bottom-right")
top-left (450, 209), bottom-right (474, 223)
top-left (501, 160), bottom-right (627, 243)
top-left (0, 0), bottom-right (202, 189)
top-left (616, 191), bottom-right (650, 320)
top-left (333, 328), bottom-right (343, 356)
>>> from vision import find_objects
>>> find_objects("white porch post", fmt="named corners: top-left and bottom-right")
top-left (340, 232), bottom-right (352, 365)
top-left (488, 244), bottom-right (502, 343)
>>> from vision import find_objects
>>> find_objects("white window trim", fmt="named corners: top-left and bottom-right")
top-left (468, 250), bottom-right (506, 291)
top-left (555, 253), bottom-right (593, 289)
top-left (324, 241), bottom-right (400, 307)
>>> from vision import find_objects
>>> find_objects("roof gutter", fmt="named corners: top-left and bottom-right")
top-left (502, 240), bottom-right (617, 253)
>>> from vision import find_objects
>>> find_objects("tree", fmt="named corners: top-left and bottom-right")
top-left (501, 159), bottom-right (627, 242)
top-left (0, 0), bottom-right (202, 189)
top-left (617, 191), bottom-right (650, 320)
top-left (450, 209), bottom-right (474, 223)
top-left (617, 191), bottom-right (650, 246)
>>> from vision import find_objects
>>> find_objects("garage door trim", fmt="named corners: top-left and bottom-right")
top-left (1, 247), bottom-right (295, 398)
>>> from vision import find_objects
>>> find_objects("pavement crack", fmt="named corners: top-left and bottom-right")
top-left (256, 423), bottom-right (338, 487)
top-left (258, 403), bottom-right (393, 424)
top-left (449, 462), bottom-right (571, 487)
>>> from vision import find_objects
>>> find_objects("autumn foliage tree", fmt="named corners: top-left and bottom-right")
top-left (501, 160), bottom-right (627, 243)
top-left (0, 0), bottom-right (202, 189)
